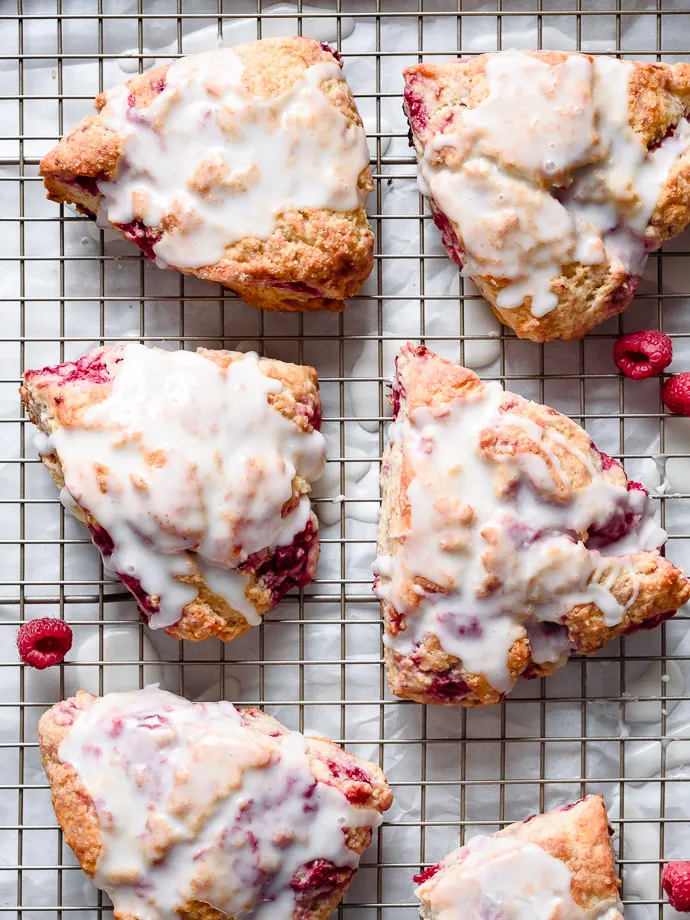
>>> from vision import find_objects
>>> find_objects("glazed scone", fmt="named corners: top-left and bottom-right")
top-left (414, 795), bottom-right (622, 920)
top-left (39, 688), bottom-right (392, 920)
top-left (375, 344), bottom-right (690, 706)
top-left (20, 344), bottom-right (327, 642)
top-left (39, 37), bottom-right (374, 312)
top-left (403, 50), bottom-right (690, 341)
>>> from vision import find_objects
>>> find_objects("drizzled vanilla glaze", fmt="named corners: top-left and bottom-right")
top-left (415, 835), bottom-right (624, 920)
top-left (417, 51), bottom-right (690, 316)
top-left (40, 346), bottom-right (326, 629)
top-left (375, 382), bottom-right (666, 692)
top-left (97, 47), bottom-right (370, 268)
top-left (59, 688), bottom-right (382, 920)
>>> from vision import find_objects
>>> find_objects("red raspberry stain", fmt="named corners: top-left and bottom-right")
top-left (413, 862), bottom-right (443, 885)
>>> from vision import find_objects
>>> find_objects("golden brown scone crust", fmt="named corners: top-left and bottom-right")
top-left (417, 795), bottom-right (619, 920)
top-left (39, 691), bottom-right (392, 920)
top-left (39, 37), bottom-right (374, 313)
top-left (377, 344), bottom-right (690, 706)
top-left (497, 795), bottom-right (619, 911)
top-left (20, 345), bottom-right (323, 643)
top-left (403, 52), bottom-right (690, 341)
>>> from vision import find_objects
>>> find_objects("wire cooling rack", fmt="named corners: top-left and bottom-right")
top-left (4, 1), bottom-right (690, 919)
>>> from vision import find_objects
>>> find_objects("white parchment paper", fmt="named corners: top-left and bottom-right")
top-left (3, 2), bottom-right (690, 918)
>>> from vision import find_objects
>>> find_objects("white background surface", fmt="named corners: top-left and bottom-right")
top-left (3, 1), bottom-right (690, 918)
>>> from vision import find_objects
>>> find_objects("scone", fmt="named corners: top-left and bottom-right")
top-left (39, 37), bottom-right (374, 312)
top-left (403, 50), bottom-right (690, 341)
top-left (375, 344), bottom-right (690, 706)
top-left (20, 344), bottom-right (327, 642)
top-left (414, 795), bottom-right (622, 920)
top-left (39, 688), bottom-right (392, 920)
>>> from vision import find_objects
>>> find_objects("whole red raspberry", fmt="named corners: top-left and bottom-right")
top-left (613, 330), bottom-right (672, 380)
top-left (663, 373), bottom-right (690, 416)
top-left (663, 861), bottom-right (690, 911)
top-left (16, 618), bottom-right (73, 670)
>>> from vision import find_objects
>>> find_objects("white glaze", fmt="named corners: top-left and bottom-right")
top-left (376, 381), bottom-right (666, 693)
top-left (98, 47), bottom-right (370, 268)
top-left (415, 834), bottom-right (624, 920)
top-left (624, 660), bottom-right (683, 723)
top-left (417, 51), bottom-right (690, 317)
top-left (44, 345), bottom-right (326, 629)
top-left (59, 688), bottom-right (381, 920)
top-left (117, 49), bottom-right (156, 74)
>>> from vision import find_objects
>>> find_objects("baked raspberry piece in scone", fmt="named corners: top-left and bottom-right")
top-left (415, 795), bottom-right (622, 920)
top-left (404, 50), bottom-right (690, 341)
top-left (39, 37), bottom-right (373, 312)
top-left (39, 688), bottom-right (392, 920)
top-left (375, 344), bottom-right (690, 706)
top-left (20, 344), bottom-right (326, 642)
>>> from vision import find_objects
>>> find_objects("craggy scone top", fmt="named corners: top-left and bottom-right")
top-left (40, 37), bottom-right (374, 312)
top-left (39, 688), bottom-right (392, 920)
top-left (404, 50), bottom-right (690, 340)
top-left (375, 345), bottom-right (690, 706)
top-left (414, 796), bottom-right (622, 920)
top-left (20, 345), bottom-right (326, 642)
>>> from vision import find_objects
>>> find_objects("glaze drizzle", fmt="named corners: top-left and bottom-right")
top-left (59, 688), bottom-right (382, 920)
top-left (375, 379), bottom-right (666, 693)
top-left (415, 51), bottom-right (690, 317)
top-left (97, 46), bottom-right (370, 268)
top-left (40, 346), bottom-right (326, 630)
top-left (415, 834), bottom-right (624, 920)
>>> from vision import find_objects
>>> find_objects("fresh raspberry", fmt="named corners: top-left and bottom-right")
top-left (613, 330), bottom-right (672, 380)
top-left (16, 618), bottom-right (73, 670)
top-left (663, 373), bottom-right (690, 416)
top-left (662, 861), bottom-right (690, 911)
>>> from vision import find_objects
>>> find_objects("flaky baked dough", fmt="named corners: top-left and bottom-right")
top-left (39, 36), bottom-right (374, 313)
top-left (416, 795), bottom-right (619, 920)
top-left (39, 691), bottom-right (393, 920)
top-left (20, 345), bottom-right (323, 642)
top-left (377, 344), bottom-right (690, 706)
top-left (403, 51), bottom-right (690, 341)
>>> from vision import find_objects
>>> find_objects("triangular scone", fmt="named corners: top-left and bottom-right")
top-left (376, 344), bottom-right (690, 706)
top-left (20, 344), bottom-right (326, 643)
top-left (415, 795), bottom-right (622, 920)
top-left (39, 36), bottom-right (373, 313)
top-left (39, 688), bottom-right (392, 920)
top-left (403, 50), bottom-right (690, 341)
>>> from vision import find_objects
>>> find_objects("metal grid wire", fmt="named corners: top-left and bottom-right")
top-left (4, 1), bottom-right (690, 919)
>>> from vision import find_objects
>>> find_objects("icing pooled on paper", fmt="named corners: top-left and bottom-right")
top-left (97, 46), bottom-right (370, 268)
top-left (59, 688), bottom-right (382, 920)
top-left (415, 834), bottom-right (624, 920)
top-left (416, 51), bottom-right (690, 317)
top-left (375, 381), bottom-right (666, 694)
top-left (43, 345), bottom-right (326, 629)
